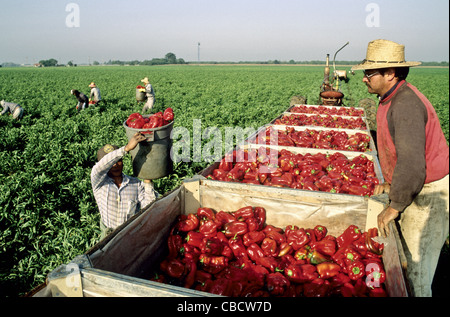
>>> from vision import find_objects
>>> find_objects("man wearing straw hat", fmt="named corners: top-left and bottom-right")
top-left (352, 39), bottom-right (449, 297)
top-left (141, 77), bottom-right (155, 113)
top-left (89, 82), bottom-right (102, 105)
top-left (91, 132), bottom-right (159, 239)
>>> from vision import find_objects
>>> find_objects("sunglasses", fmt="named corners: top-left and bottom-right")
top-left (363, 71), bottom-right (380, 79)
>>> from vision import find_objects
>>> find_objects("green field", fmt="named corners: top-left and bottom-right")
top-left (0, 65), bottom-right (448, 296)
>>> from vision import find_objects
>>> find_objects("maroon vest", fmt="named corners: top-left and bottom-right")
top-left (377, 81), bottom-right (449, 184)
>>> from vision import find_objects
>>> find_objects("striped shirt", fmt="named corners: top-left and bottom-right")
top-left (91, 146), bottom-right (157, 229)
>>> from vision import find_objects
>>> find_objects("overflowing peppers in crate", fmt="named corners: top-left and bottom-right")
top-left (250, 126), bottom-right (372, 153)
top-left (289, 105), bottom-right (365, 117)
top-left (150, 206), bottom-right (387, 297)
top-left (274, 113), bottom-right (367, 130)
top-left (206, 147), bottom-right (380, 197)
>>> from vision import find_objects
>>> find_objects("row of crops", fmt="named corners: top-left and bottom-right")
top-left (0, 65), bottom-right (448, 296)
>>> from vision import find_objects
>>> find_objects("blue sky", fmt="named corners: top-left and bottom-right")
top-left (0, 0), bottom-right (448, 64)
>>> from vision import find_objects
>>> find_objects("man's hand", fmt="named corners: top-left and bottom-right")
top-left (373, 182), bottom-right (390, 196)
top-left (377, 205), bottom-right (400, 237)
top-left (125, 132), bottom-right (146, 152)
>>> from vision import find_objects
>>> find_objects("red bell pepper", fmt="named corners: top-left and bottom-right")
top-left (313, 225), bottom-right (328, 241)
top-left (343, 246), bottom-right (362, 266)
top-left (177, 213), bottom-right (199, 232)
top-left (310, 238), bottom-right (336, 256)
top-left (245, 217), bottom-right (259, 232)
top-left (316, 262), bottom-right (341, 279)
top-left (336, 225), bottom-right (361, 249)
top-left (261, 237), bottom-right (278, 257)
top-left (186, 231), bottom-right (203, 248)
top-left (200, 237), bottom-right (224, 256)
top-left (228, 235), bottom-right (249, 261)
top-left (182, 243), bottom-right (201, 263)
top-left (307, 249), bottom-right (330, 265)
top-left (286, 263), bottom-right (319, 283)
top-left (265, 228), bottom-right (286, 245)
top-left (163, 107), bottom-right (174, 122)
top-left (303, 278), bottom-right (331, 297)
top-left (286, 227), bottom-right (310, 250)
top-left (183, 260), bottom-right (197, 289)
top-left (255, 256), bottom-right (278, 273)
top-left (243, 231), bottom-right (265, 247)
top-left (167, 234), bottom-right (183, 259)
top-left (215, 210), bottom-right (236, 224)
top-left (294, 246), bottom-right (310, 261)
top-left (199, 254), bottom-right (228, 275)
top-left (194, 270), bottom-right (212, 285)
top-left (347, 261), bottom-right (365, 280)
top-left (341, 282), bottom-right (356, 297)
top-left (277, 242), bottom-right (293, 257)
top-left (196, 207), bottom-right (216, 221)
top-left (369, 287), bottom-right (388, 297)
top-left (198, 220), bottom-right (219, 238)
top-left (365, 259), bottom-right (386, 287)
top-left (365, 227), bottom-right (384, 255)
top-left (253, 206), bottom-right (266, 230)
top-left (223, 221), bottom-right (248, 238)
top-left (160, 258), bottom-right (185, 279)
top-left (246, 243), bottom-right (265, 262)
top-left (232, 206), bottom-right (254, 220)
top-left (353, 277), bottom-right (368, 297)
top-left (266, 272), bottom-right (290, 296)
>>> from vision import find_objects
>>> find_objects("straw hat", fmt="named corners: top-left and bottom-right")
top-left (352, 39), bottom-right (421, 71)
top-left (141, 77), bottom-right (150, 84)
top-left (89, 82), bottom-right (97, 88)
top-left (97, 144), bottom-right (119, 161)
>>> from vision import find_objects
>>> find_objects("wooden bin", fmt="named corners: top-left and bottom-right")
top-left (32, 179), bottom-right (408, 297)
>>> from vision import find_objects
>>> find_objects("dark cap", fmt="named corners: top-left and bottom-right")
top-left (97, 144), bottom-right (119, 161)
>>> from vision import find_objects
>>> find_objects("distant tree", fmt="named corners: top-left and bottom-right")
top-left (177, 58), bottom-right (186, 64)
top-left (39, 58), bottom-right (58, 67)
top-left (165, 52), bottom-right (177, 64)
top-left (93, 61), bottom-right (100, 65)
top-left (67, 61), bottom-right (74, 67)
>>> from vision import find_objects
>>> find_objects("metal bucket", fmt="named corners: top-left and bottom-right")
top-left (123, 119), bottom-right (173, 180)
top-left (136, 88), bottom-right (146, 102)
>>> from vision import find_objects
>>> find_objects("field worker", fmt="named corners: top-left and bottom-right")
top-left (70, 89), bottom-right (89, 111)
top-left (88, 82), bottom-right (102, 105)
top-left (91, 132), bottom-right (159, 239)
top-left (352, 39), bottom-right (449, 297)
top-left (141, 77), bottom-right (155, 113)
top-left (1, 100), bottom-right (24, 119)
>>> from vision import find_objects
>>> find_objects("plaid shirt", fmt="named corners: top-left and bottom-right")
top-left (91, 146), bottom-right (156, 229)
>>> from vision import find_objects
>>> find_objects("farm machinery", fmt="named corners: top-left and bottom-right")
top-left (319, 41), bottom-right (350, 106)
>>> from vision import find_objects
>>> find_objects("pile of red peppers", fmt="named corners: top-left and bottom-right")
top-left (251, 126), bottom-right (372, 152)
top-left (151, 206), bottom-right (388, 297)
top-left (126, 107), bottom-right (174, 130)
top-left (274, 113), bottom-right (367, 130)
top-left (290, 105), bottom-right (365, 117)
top-left (206, 148), bottom-right (379, 197)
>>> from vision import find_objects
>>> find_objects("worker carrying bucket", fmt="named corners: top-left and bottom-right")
top-left (91, 132), bottom-right (160, 239)
top-left (139, 77), bottom-right (155, 113)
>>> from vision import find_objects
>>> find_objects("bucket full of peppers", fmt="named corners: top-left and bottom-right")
top-left (123, 108), bottom-right (174, 179)
top-left (150, 206), bottom-right (387, 297)
top-left (136, 85), bottom-right (147, 102)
